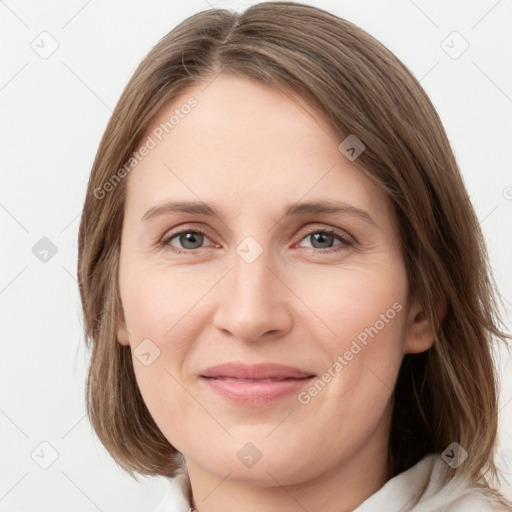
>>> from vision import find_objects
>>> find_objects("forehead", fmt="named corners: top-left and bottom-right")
top-left (124, 74), bottom-right (394, 229)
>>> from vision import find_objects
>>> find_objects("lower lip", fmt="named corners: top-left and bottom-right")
top-left (201, 376), bottom-right (314, 405)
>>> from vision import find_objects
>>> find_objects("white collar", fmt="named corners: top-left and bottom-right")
top-left (353, 453), bottom-right (494, 511)
top-left (154, 471), bottom-right (192, 512)
top-left (154, 454), bottom-right (495, 512)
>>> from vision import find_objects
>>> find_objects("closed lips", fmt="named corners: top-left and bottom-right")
top-left (205, 376), bottom-right (313, 382)
top-left (201, 363), bottom-right (316, 380)
top-left (201, 363), bottom-right (316, 405)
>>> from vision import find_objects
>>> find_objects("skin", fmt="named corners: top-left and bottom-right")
top-left (117, 74), bottom-right (434, 512)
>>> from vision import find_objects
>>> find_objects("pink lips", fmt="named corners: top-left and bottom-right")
top-left (201, 363), bottom-right (315, 405)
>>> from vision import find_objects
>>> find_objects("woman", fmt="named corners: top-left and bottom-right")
top-left (77, 2), bottom-right (512, 510)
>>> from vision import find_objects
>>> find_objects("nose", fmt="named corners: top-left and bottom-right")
top-left (212, 245), bottom-right (293, 343)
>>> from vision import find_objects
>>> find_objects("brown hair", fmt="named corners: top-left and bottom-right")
top-left (77, 1), bottom-right (511, 505)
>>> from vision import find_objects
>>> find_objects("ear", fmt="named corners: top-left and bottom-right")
top-left (116, 307), bottom-right (131, 347)
top-left (403, 297), bottom-right (444, 355)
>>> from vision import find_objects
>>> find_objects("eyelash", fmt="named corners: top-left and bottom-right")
top-left (159, 226), bottom-right (354, 255)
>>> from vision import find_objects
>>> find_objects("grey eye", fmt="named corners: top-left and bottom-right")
top-left (167, 231), bottom-right (210, 250)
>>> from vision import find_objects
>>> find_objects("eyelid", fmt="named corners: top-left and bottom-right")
top-left (294, 223), bottom-right (356, 245)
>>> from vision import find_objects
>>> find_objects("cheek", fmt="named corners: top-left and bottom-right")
top-left (120, 260), bottom-right (210, 340)
top-left (292, 262), bottom-right (407, 413)
top-left (119, 263), bottom-right (216, 441)
top-left (121, 252), bottom-right (408, 378)
top-left (131, 360), bottom-right (200, 451)
top-left (289, 261), bottom-right (408, 349)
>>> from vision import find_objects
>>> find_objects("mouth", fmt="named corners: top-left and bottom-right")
top-left (201, 362), bottom-right (315, 380)
top-left (200, 363), bottom-right (316, 405)
top-left (203, 376), bottom-right (313, 382)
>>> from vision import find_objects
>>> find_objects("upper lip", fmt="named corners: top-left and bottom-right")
top-left (201, 363), bottom-right (315, 380)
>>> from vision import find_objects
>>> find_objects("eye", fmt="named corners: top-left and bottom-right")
top-left (296, 228), bottom-right (354, 253)
top-left (159, 226), bottom-right (354, 254)
top-left (161, 229), bottom-right (214, 252)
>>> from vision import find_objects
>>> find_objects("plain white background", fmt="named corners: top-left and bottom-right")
top-left (1, 0), bottom-right (511, 510)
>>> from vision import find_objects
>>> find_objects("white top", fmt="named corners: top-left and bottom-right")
top-left (153, 453), bottom-right (500, 511)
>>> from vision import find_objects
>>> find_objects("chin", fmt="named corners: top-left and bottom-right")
top-left (187, 436), bottom-right (318, 486)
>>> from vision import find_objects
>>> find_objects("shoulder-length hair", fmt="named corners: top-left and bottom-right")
top-left (77, 1), bottom-right (511, 504)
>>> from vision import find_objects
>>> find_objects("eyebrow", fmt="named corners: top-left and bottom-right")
top-left (141, 200), bottom-right (376, 227)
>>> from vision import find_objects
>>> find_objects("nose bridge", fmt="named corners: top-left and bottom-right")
top-left (231, 238), bottom-right (276, 310)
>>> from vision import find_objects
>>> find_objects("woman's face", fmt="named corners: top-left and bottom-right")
top-left (117, 74), bottom-right (430, 488)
